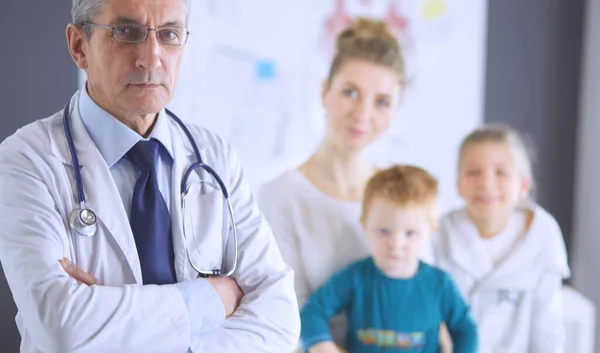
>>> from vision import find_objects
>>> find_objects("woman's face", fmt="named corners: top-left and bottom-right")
top-left (322, 59), bottom-right (401, 153)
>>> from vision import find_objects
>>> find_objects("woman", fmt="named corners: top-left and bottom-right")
top-left (258, 17), bottom-right (406, 347)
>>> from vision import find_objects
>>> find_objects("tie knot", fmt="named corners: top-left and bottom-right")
top-left (127, 139), bottom-right (161, 173)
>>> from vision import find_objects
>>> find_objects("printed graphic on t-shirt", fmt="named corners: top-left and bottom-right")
top-left (357, 328), bottom-right (425, 349)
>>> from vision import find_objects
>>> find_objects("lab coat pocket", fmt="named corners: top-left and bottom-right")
top-left (182, 180), bottom-right (226, 279)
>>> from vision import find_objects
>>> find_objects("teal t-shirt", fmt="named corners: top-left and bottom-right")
top-left (300, 258), bottom-right (477, 352)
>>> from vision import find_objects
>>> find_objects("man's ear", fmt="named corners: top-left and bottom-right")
top-left (66, 24), bottom-right (89, 70)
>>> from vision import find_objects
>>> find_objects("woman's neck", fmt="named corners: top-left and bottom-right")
top-left (299, 141), bottom-right (376, 201)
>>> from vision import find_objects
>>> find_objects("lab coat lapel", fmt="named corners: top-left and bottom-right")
top-left (168, 118), bottom-right (195, 281)
top-left (56, 92), bottom-right (143, 284)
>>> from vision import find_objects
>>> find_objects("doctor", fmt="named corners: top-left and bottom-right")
top-left (0, 0), bottom-right (299, 352)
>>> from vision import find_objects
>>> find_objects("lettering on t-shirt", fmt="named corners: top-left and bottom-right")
top-left (357, 328), bottom-right (425, 349)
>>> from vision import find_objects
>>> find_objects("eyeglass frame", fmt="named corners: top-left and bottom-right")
top-left (80, 22), bottom-right (190, 46)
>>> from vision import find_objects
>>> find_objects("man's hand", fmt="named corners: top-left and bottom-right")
top-left (58, 257), bottom-right (99, 286)
top-left (58, 258), bottom-right (244, 318)
top-left (205, 277), bottom-right (243, 317)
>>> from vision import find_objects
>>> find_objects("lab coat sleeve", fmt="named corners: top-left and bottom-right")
top-left (0, 145), bottom-right (195, 353)
top-left (529, 273), bottom-right (565, 353)
top-left (190, 144), bottom-right (300, 353)
top-left (257, 182), bottom-right (312, 309)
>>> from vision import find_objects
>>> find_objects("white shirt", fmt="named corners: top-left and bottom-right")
top-left (258, 170), bottom-right (370, 345)
top-left (481, 211), bottom-right (527, 267)
top-left (78, 87), bottom-right (173, 213)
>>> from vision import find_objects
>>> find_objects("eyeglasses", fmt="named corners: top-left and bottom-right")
top-left (82, 22), bottom-right (189, 46)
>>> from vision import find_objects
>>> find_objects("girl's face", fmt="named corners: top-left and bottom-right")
top-left (321, 59), bottom-right (401, 153)
top-left (458, 142), bottom-right (531, 222)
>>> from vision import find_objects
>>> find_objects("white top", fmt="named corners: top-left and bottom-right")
top-left (481, 210), bottom-right (527, 267)
top-left (258, 170), bottom-right (370, 345)
top-left (432, 203), bottom-right (570, 353)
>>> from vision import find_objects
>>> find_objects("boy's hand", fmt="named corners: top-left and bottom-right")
top-left (439, 323), bottom-right (453, 353)
top-left (308, 341), bottom-right (345, 353)
top-left (335, 343), bottom-right (348, 353)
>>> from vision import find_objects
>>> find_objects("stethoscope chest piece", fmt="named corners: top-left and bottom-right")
top-left (69, 207), bottom-right (98, 237)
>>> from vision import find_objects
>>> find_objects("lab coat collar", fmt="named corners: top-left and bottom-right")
top-left (167, 116), bottom-right (197, 282)
top-left (51, 92), bottom-right (93, 166)
top-left (55, 89), bottom-right (175, 168)
top-left (49, 92), bottom-right (223, 283)
top-left (49, 92), bottom-right (144, 283)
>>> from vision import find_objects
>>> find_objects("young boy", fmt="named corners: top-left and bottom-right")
top-left (300, 165), bottom-right (478, 353)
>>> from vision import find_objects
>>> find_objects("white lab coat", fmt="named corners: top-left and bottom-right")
top-left (432, 203), bottom-right (570, 353)
top-left (0, 92), bottom-right (300, 353)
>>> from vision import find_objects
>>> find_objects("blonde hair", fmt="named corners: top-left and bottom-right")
top-left (327, 17), bottom-right (406, 87)
top-left (459, 124), bottom-right (535, 193)
top-left (362, 165), bottom-right (438, 224)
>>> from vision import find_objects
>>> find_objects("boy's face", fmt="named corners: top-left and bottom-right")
top-left (361, 197), bottom-right (433, 278)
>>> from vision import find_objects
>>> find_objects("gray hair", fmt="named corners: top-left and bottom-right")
top-left (72, 0), bottom-right (191, 37)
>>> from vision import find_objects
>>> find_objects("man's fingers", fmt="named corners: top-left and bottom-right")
top-left (59, 258), bottom-right (99, 286)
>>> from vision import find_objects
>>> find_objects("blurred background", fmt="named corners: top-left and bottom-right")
top-left (1, 0), bottom-right (599, 351)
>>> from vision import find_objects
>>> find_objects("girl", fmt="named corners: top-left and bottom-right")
top-left (432, 124), bottom-right (570, 353)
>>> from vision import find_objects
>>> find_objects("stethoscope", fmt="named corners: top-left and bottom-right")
top-left (62, 102), bottom-right (238, 277)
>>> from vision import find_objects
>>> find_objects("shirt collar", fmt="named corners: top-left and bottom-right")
top-left (78, 86), bottom-right (174, 167)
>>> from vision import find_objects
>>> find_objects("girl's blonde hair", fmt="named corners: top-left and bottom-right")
top-left (327, 17), bottom-right (406, 87)
top-left (459, 124), bottom-right (536, 195)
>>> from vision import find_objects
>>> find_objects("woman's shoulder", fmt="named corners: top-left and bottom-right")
top-left (257, 169), bottom-right (308, 204)
top-left (259, 169), bottom-right (304, 193)
top-left (257, 169), bottom-right (324, 214)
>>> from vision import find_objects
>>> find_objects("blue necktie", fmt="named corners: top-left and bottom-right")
top-left (127, 139), bottom-right (176, 285)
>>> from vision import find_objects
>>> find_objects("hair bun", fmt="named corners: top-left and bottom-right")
top-left (336, 17), bottom-right (401, 55)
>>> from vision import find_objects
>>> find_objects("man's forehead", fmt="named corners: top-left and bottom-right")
top-left (98, 0), bottom-right (186, 25)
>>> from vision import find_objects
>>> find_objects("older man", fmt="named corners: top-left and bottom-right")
top-left (0, 0), bottom-right (299, 352)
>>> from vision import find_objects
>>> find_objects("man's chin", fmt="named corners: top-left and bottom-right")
top-left (122, 97), bottom-right (169, 115)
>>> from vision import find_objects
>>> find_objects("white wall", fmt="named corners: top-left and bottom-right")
top-left (571, 0), bottom-right (600, 350)
top-left (167, 0), bottom-right (488, 214)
